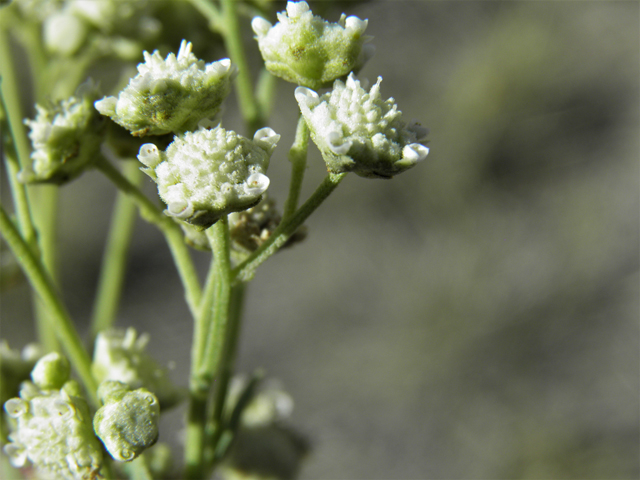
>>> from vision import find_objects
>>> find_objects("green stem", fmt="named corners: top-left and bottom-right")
top-left (89, 161), bottom-right (142, 342)
top-left (255, 67), bottom-right (277, 121)
top-left (0, 204), bottom-right (98, 406)
top-left (219, 0), bottom-right (262, 133)
top-left (283, 115), bottom-right (310, 220)
top-left (234, 172), bottom-right (348, 281)
top-left (205, 282), bottom-right (246, 472)
top-left (185, 218), bottom-right (232, 480)
top-left (95, 156), bottom-right (202, 318)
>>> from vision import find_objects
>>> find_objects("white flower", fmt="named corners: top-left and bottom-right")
top-left (296, 73), bottom-right (429, 178)
top-left (252, 1), bottom-right (374, 89)
top-left (95, 40), bottom-right (236, 136)
top-left (137, 126), bottom-right (280, 228)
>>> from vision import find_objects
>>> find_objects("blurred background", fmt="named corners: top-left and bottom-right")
top-left (2, 1), bottom-right (638, 478)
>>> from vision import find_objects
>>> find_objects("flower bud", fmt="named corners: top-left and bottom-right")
top-left (20, 80), bottom-right (105, 184)
top-left (43, 11), bottom-right (88, 56)
top-left (228, 196), bottom-right (306, 254)
top-left (3, 357), bottom-right (103, 480)
top-left (93, 381), bottom-right (160, 462)
top-left (30, 352), bottom-right (70, 390)
top-left (295, 73), bottom-right (429, 178)
top-left (138, 126), bottom-right (280, 228)
top-left (95, 40), bottom-right (236, 136)
top-left (92, 328), bottom-right (183, 410)
top-left (252, 1), bottom-right (374, 89)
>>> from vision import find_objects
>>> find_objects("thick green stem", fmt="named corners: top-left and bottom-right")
top-left (95, 156), bottom-right (202, 317)
top-left (283, 115), bottom-right (310, 220)
top-left (0, 204), bottom-right (98, 406)
top-left (204, 282), bottom-right (246, 471)
top-left (89, 161), bottom-right (142, 342)
top-left (234, 172), bottom-right (348, 282)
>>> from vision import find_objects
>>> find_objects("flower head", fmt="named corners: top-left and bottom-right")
top-left (3, 353), bottom-right (103, 480)
top-left (296, 73), bottom-right (429, 178)
top-left (93, 381), bottom-right (160, 462)
top-left (92, 328), bottom-right (183, 409)
top-left (252, 1), bottom-right (374, 89)
top-left (95, 40), bottom-right (236, 136)
top-left (138, 125), bottom-right (280, 228)
top-left (21, 80), bottom-right (105, 184)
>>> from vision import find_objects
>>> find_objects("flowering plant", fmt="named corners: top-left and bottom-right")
top-left (0, 1), bottom-right (428, 478)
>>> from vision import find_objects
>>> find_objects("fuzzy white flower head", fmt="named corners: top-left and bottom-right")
top-left (93, 381), bottom-right (160, 462)
top-left (3, 353), bottom-right (103, 480)
top-left (252, 1), bottom-right (374, 89)
top-left (92, 328), bottom-right (183, 409)
top-left (95, 40), bottom-right (236, 136)
top-left (21, 80), bottom-right (105, 184)
top-left (296, 73), bottom-right (429, 178)
top-left (138, 125), bottom-right (280, 228)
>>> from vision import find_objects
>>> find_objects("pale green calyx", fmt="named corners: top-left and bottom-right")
top-left (252, 1), bottom-right (374, 89)
top-left (3, 354), bottom-right (103, 480)
top-left (93, 381), bottom-right (160, 462)
top-left (92, 328), bottom-right (183, 409)
top-left (20, 80), bottom-right (105, 184)
top-left (94, 40), bottom-right (236, 136)
top-left (138, 125), bottom-right (280, 228)
top-left (295, 73), bottom-right (429, 178)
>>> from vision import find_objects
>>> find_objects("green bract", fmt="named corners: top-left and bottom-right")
top-left (94, 40), bottom-right (236, 136)
top-left (138, 125), bottom-right (280, 228)
top-left (20, 80), bottom-right (105, 184)
top-left (252, 1), bottom-right (374, 89)
top-left (295, 73), bottom-right (429, 178)
top-left (3, 353), bottom-right (103, 480)
top-left (92, 328), bottom-right (183, 409)
top-left (93, 381), bottom-right (160, 462)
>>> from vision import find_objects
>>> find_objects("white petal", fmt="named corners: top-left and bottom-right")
top-left (345, 16), bottom-right (368, 35)
top-left (401, 143), bottom-right (429, 163)
top-left (287, 1), bottom-right (309, 18)
top-left (245, 173), bottom-right (270, 195)
top-left (251, 17), bottom-right (272, 37)
top-left (327, 131), bottom-right (352, 155)
top-left (137, 143), bottom-right (161, 168)
top-left (294, 87), bottom-right (320, 109)
top-left (253, 128), bottom-right (281, 150)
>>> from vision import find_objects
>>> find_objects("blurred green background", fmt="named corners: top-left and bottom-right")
top-left (2, 1), bottom-right (638, 478)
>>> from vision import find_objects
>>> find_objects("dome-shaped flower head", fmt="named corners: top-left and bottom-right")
top-left (93, 381), bottom-right (160, 462)
top-left (3, 353), bottom-right (103, 480)
top-left (252, 1), bottom-right (374, 90)
top-left (21, 80), bottom-right (105, 184)
top-left (295, 73), bottom-right (429, 178)
top-left (92, 328), bottom-right (183, 410)
top-left (94, 40), bottom-right (236, 136)
top-left (138, 125), bottom-right (280, 228)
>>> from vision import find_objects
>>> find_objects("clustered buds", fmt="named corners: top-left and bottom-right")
top-left (228, 196), bottom-right (306, 254)
top-left (21, 80), bottom-right (105, 184)
top-left (3, 353), bottom-right (103, 480)
top-left (93, 381), bottom-right (160, 462)
top-left (138, 126), bottom-right (280, 228)
top-left (95, 40), bottom-right (236, 136)
top-left (296, 73), bottom-right (429, 178)
top-left (92, 328), bottom-right (183, 409)
top-left (252, 1), bottom-right (374, 89)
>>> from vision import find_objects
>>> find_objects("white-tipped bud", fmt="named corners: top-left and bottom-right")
top-left (286, 1), bottom-right (310, 17)
top-left (245, 173), bottom-right (270, 195)
top-left (137, 144), bottom-right (161, 169)
top-left (4, 398), bottom-right (28, 418)
top-left (294, 87), bottom-right (320, 108)
top-left (251, 17), bottom-right (273, 37)
top-left (327, 131), bottom-right (352, 155)
top-left (345, 16), bottom-right (368, 35)
top-left (253, 127), bottom-right (281, 152)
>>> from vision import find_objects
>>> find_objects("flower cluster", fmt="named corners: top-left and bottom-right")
top-left (95, 40), bottom-right (236, 136)
top-left (252, 1), bottom-right (374, 89)
top-left (92, 328), bottom-right (183, 409)
top-left (21, 81), bottom-right (105, 184)
top-left (138, 126), bottom-right (280, 228)
top-left (296, 73), bottom-right (429, 178)
top-left (3, 353), bottom-right (103, 480)
top-left (93, 381), bottom-right (160, 462)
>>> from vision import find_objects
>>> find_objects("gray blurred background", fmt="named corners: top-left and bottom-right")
top-left (2, 1), bottom-right (639, 478)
